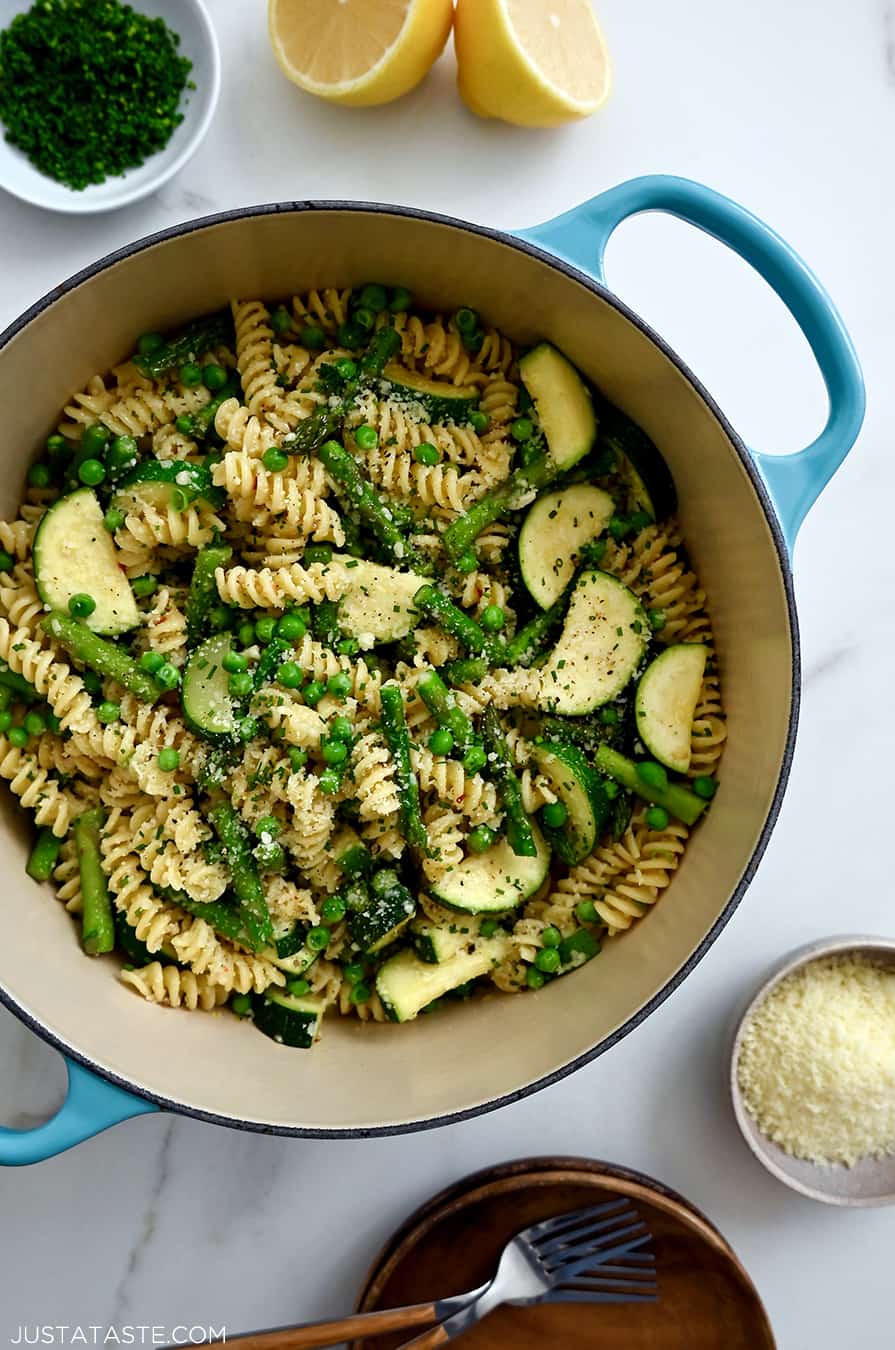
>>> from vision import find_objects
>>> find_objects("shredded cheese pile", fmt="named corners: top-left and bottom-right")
top-left (738, 954), bottom-right (895, 1167)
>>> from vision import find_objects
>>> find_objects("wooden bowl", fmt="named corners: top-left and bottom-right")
top-left (351, 1157), bottom-right (775, 1349)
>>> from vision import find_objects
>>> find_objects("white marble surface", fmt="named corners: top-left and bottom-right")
top-left (1, 0), bottom-right (893, 1344)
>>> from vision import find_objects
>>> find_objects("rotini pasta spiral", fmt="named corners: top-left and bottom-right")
top-left (0, 620), bottom-right (94, 732)
top-left (0, 739), bottom-right (78, 836)
top-left (120, 962), bottom-right (230, 1011)
top-left (115, 499), bottom-right (224, 552)
top-left (170, 918), bottom-right (283, 994)
top-left (411, 746), bottom-right (499, 824)
top-left (352, 730), bottom-right (401, 821)
top-left (211, 449), bottom-right (329, 511)
top-left (215, 560), bottom-right (350, 609)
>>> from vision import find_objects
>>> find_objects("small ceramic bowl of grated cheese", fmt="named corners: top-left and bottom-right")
top-left (730, 936), bottom-right (895, 1206)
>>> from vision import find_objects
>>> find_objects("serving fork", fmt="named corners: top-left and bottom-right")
top-left (201, 1198), bottom-right (656, 1350)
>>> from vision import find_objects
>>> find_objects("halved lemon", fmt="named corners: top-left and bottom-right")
top-left (268, 0), bottom-right (453, 108)
top-left (454, 0), bottom-right (612, 127)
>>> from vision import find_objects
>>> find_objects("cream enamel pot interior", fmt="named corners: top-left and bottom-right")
top-left (0, 177), bottom-right (865, 1162)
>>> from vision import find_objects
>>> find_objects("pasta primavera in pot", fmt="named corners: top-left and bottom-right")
top-left (0, 287), bottom-right (725, 1047)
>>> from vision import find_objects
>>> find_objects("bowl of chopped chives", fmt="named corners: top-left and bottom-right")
top-left (730, 937), bottom-right (895, 1206)
top-left (0, 0), bottom-right (220, 214)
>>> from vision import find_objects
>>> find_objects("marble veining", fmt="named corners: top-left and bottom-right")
top-left (1, 0), bottom-right (894, 1345)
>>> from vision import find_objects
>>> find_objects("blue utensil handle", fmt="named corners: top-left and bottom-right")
top-left (0, 1057), bottom-right (156, 1165)
top-left (519, 174), bottom-right (865, 549)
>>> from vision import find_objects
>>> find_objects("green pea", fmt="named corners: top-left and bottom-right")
top-left (27, 463), bottom-right (52, 489)
top-left (24, 710), bottom-right (46, 737)
top-left (318, 767), bottom-right (341, 794)
top-left (303, 545), bottom-right (333, 565)
top-left (155, 662), bottom-right (181, 691)
top-left (428, 727), bottom-right (454, 757)
top-left (463, 745), bottom-right (487, 775)
top-left (344, 961), bottom-right (366, 985)
top-left (131, 575), bottom-right (158, 599)
top-left (103, 508), bottom-right (126, 534)
top-left (256, 840), bottom-right (286, 873)
top-left (179, 362), bottom-right (203, 387)
top-left (642, 805), bottom-right (669, 831)
top-left (77, 458), bottom-right (105, 487)
top-left (535, 946), bottom-right (561, 974)
top-left (454, 307), bottom-right (478, 334)
top-left (0, 711), bottom-right (12, 733)
top-left (353, 307), bottom-right (376, 332)
top-left (139, 650), bottom-right (164, 674)
top-left (355, 424), bottom-right (379, 450)
top-left (648, 608), bottom-right (666, 632)
top-left (480, 604), bottom-right (505, 633)
top-left (201, 362), bottom-right (228, 392)
top-left (526, 967), bottom-right (546, 990)
top-left (209, 605), bottom-right (234, 632)
top-left (389, 286), bottom-right (413, 314)
top-left (45, 433), bottom-right (68, 457)
top-left (270, 306), bottom-right (292, 335)
top-left (231, 993), bottom-right (253, 1017)
top-left (321, 739), bottom-right (348, 766)
top-left (276, 660), bottom-right (302, 689)
top-left (336, 638), bottom-right (359, 657)
top-left (300, 324), bottom-right (326, 350)
top-left (96, 702), bottom-right (120, 725)
top-left (599, 706), bottom-right (620, 726)
top-left (636, 760), bottom-right (668, 789)
top-left (469, 410), bottom-right (489, 433)
top-left (262, 447), bottom-right (289, 473)
top-left (350, 982), bottom-right (371, 1005)
top-left (576, 900), bottom-right (599, 925)
top-left (454, 551), bottom-right (478, 575)
top-left (229, 672), bottom-right (253, 698)
top-left (413, 442), bottom-right (440, 466)
top-left (0, 550), bottom-right (14, 573)
top-left (237, 622), bottom-right (256, 648)
top-left (321, 894), bottom-right (348, 924)
top-left (334, 357), bottom-right (358, 379)
top-left (306, 925), bottom-right (331, 952)
top-left (358, 283), bottom-right (388, 312)
top-left (157, 748), bottom-right (180, 772)
top-left (68, 593), bottom-right (96, 619)
top-left (239, 716), bottom-right (260, 740)
top-left (479, 918), bottom-right (499, 939)
top-left (288, 746), bottom-right (308, 771)
top-left (327, 672), bottom-right (352, 700)
top-left (222, 650), bottom-right (247, 674)
top-left (8, 725), bottom-right (29, 747)
top-left (80, 423), bottom-right (110, 455)
top-left (275, 612), bottom-right (307, 641)
top-left (511, 417), bottom-right (534, 443)
top-left (287, 978), bottom-right (311, 998)
top-left (303, 680), bottom-right (326, 707)
top-left (541, 801), bottom-right (568, 829)
top-left (692, 776), bottom-right (717, 800)
top-left (107, 434), bottom-right (138, 472)
top-left (137, 332), bottom-right (164, 357)
top-left (468, 824), bottom-right (496, 854)
top-left (175, 414), bottom-right (195, 436)
top-left (255, 616), bottom-right (277, 644)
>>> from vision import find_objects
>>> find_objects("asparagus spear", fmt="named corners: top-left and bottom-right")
top-left (74, 808), bottom-right (114, 955)
top-left (26, 827), bottom-right (62, 883)
top-left (186, 545), bottom-right (233, 644)
top-left (177, 373), bottom-right (242, 440)
top-left (283, 327), bottom-right (403, 457)
top-left (209, 801), bottom-right (274, 949)
top-left (413, 586), bottom-right (493, 656)
top-left (379, 683), bottom-right (429, 855)
top-left (416, 669), bottom-right (474, 751)
top-left (165, 889), bottom-right (256, 950)
top-left (442, 453), bottom-right (558, 561)
top-left (481, 707), bottom-right (537, 858)
top-left (42, 612), bottom-right (162, 703)
top-left (319, 440), bottom-right (415, 566)
top-left (133, 312), bottom-right (233, 379)
top-left (0, 666), bottom-right (39, 702)
top-left (441, 657), bottom-right (489, 687)
top-left (594, 745), bottom-right (708, 827)
top-left (503, 596), bottom-right (566, 668)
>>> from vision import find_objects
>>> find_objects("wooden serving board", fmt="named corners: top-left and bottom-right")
top-left (351, 1156), bottom-right (775, 1349)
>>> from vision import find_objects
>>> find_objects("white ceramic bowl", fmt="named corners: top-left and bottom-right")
top-left (0, 0), bottom-right (220, 214)
top-left (730, 937), bottom-right (895, 1207)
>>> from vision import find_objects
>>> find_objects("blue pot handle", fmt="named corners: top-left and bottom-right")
top-left (518, 174), bottom-right (865, 550)
top-left (0, 1057), bottom-right (157, 1165)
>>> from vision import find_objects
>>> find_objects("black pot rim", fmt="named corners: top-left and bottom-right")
top-left (0, 199), bottom-right (799, 1140)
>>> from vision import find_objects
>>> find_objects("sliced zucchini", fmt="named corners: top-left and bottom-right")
top-left (413, 917), bottom-right (480, 964)
top-left (348, 871), bottom-right (416, 955)
top-left (253, 990), bottom-right (323, 1048)
top-left (376, 935), bottom-right (509, 1023)
top-left (380, 364), bottom-right (479, 423)
top-left (518, 343), bottom-right (597, 472)
top-left (332, 556), bottom-right (428, 649)
top-left (33, 489), bottom-right (140, 635)
top-left (263, 941), bottom-right (319, 978)
top-left (518, 485), bottom-right (614, 609)
top-left (272, 919), bottom-right (305, 960)
top-left (431, 824), bottom-right (550, 915)
top-left (636, 644), bottom-right (708, 773)
top-left (181, 634), bottom-right (238, 739)
top-left (600, 402), bottom-right (677, 519)
top-left (530, 741), bottom-right (610, 864)
top-left (538, 570), bottom-right (649, 715)
top-left (595, 744), bottom-right (708, 827)
top-left (112, 460), bottom-right (224, 514)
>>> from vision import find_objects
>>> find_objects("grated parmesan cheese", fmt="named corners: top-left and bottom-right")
top-left (738, 955), bottom-right (895, 1167)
